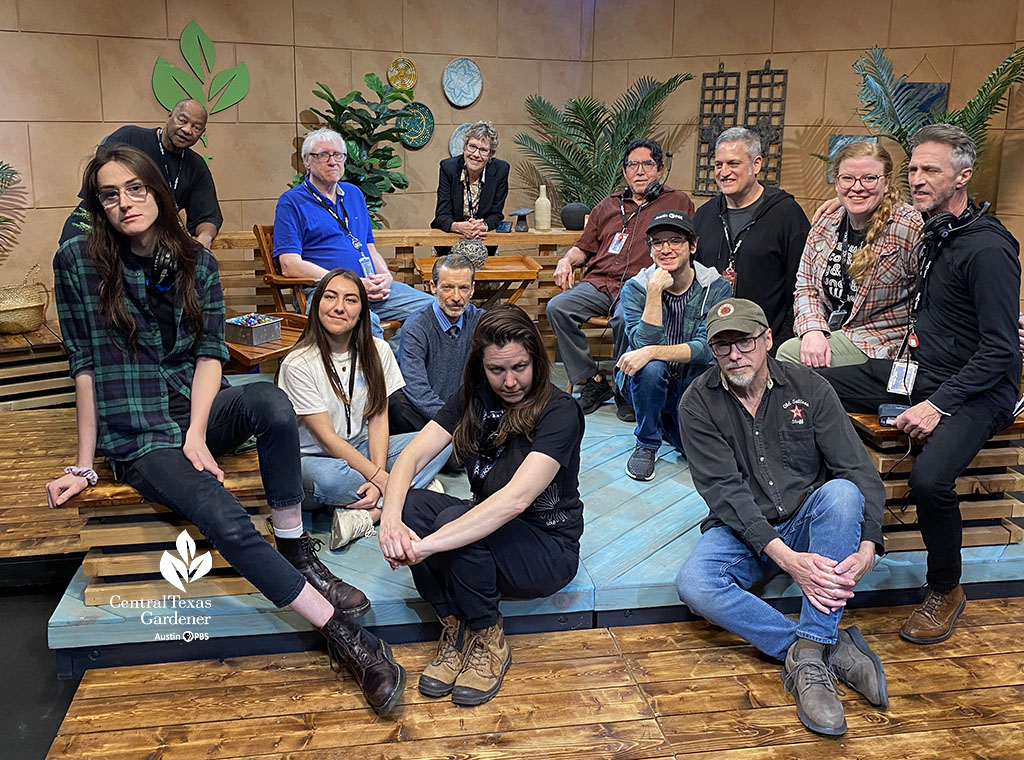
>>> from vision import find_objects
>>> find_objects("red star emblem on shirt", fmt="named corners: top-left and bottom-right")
top-left (790, 405), bottom-right (804, 421)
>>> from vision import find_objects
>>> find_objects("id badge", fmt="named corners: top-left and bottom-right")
top-left (887, 359), bottom-right (918, 395)
top-left (722, 266), bottom-right (737, 288)
top-left (608, 232), bottom-right (628, 255)
top-left (827, 308), bottom-right (848, 332)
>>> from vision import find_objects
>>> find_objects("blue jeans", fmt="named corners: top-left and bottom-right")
top-left (304, 280), bottom-right (433, 339)
top-left (121, 382), bottom-right (307, 607)
top-left (300, 431), bottom-right (450, 507)
top-left (675, 479), bottom-right (865, 661)
top-left (627, 360), bottom-right (684, 451)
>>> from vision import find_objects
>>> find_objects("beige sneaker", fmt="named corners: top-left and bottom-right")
top-left (329, 508), bottom-right (376, 550)
top-left (451, 616), bottom-right (511, 706)
top-left (418, 615), bottom-right (467, 697)
top-left (426, 478), bottom-right (445, 493)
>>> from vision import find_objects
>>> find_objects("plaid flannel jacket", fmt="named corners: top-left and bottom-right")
top-left (53, 236), bottom-right (229, 462)
top-left (793, 202), bottom-right (924, 359)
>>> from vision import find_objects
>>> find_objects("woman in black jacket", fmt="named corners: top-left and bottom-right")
top-left (431, 121), bottom-right (509, 256)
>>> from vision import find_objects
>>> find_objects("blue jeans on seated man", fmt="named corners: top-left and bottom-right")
top-left (627, 360), bottom-right (685, 452)
top-left (675, 478), bottom-right (866, 662)
top-left (304, 281), bottom-right (434, 339)
top-left (300, 431), bottom-right (451, 508)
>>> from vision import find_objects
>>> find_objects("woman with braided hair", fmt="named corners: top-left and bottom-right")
top-left (778, 141), bottom-right (924, 368)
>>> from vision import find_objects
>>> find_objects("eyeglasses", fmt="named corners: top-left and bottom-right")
top-left (309, 151), bottom-right (346, 163)
top-left (647, 236), bottom-right (687, 250)
top-left (709, 330), bottom-right (767, 357)
top-left (624, 160), bottom-right (658, 171)
top-left (96, 183), bottom-right (150, 208)
top-left (465, 143), bottom-right (492, 156)
top-left (835, 173), bottom-right (884, 189)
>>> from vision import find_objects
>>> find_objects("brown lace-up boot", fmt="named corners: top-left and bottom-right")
top-left (451, 616), bottom-right (511, 706)
top-left (899, 585), bottom-right (966, 644)
top-left (276, 531), bottom-right (369, 616)
top-left (419, 615), bottom-right (467, 697)
top-left (320, 611), bottom-right (405, 716)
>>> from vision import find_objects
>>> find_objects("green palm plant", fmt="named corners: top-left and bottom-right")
top-left (0, 162), bottom-right (21, 265)
top-left (513, 74), bottom-right (691, 209)
top-left (853, 45), bottom-right (1024, 167)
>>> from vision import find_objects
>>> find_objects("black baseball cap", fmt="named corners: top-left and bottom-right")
top-left (646, 210), bottom-right (696, 237)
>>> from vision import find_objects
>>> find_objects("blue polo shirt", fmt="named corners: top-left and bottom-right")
top-left (272, 179), bottom-right (376, 273)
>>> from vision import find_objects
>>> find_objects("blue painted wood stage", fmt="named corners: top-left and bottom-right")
top-left (47, 375), bottom-right (1024, 669)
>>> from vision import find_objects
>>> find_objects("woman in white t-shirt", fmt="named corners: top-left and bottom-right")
top-left (278, 269), bottom-right (449, 549)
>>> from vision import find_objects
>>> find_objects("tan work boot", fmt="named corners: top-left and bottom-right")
top-left (899, 585), bottom-right (966, 644)
top-left (418, 615), bottom-right (467, 697)
top-left (451, 616), bottom-right (511, 706)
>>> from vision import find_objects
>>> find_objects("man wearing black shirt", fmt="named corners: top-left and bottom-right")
top-left (59, 100), bottom-right (222, 248)
top-left (693, 127), bottom-right (810, 347)
top-left (677, 298), bottom-right (887, 736)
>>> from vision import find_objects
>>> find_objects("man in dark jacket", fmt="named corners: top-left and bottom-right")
top-left (819, 124), bottom-right (1022, 646)
top-left (694, 127), bottom-right (809, 347)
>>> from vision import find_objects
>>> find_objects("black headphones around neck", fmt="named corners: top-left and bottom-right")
top-left (922, 201), bottom-right (990, 243)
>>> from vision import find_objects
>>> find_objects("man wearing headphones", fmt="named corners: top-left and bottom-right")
top-left (547, 138), bottom-right (695, 419)
top-left (819, 124), bottom-right (1022, 645)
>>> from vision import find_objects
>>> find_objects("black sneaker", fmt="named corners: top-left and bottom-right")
top-left (615, 392), bottom-right (635, 422)
top-left (626, 445), bottom-right (657, 481)
top-left (577, 376), bottom-right (614, 414)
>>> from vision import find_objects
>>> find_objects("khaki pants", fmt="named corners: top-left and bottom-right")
top-left (776, 331), bottom-right (869, 368)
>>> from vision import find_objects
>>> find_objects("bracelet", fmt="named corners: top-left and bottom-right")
top-left (370, 465), bottom-right (382, 482)
top-left (64, 466), bottom-right (98, 486)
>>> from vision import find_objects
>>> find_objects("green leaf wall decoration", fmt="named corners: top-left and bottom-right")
top-left (179, 19), bottom-right (214, 81)
top-left (208, 63), bottom-right (251, 114)
top-left (153, 57), bottom-right (206, 108)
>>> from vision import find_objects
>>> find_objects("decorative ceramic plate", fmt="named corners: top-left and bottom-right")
top-left (449, 123), bottom-right (472, 157)
top-left (397, 102), bottom-right (434, 148)
top-left (387, 57), bottom-right (417, 91)
top-left (442, 58), bottom-right (482, 107)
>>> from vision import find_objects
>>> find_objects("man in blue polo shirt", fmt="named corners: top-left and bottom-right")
top-left (273, 127), bottom-right (432, 335)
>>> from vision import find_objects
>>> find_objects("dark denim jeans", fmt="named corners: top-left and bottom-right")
top-left (627, 359), bottom-right (685, 451)
top-left (121, 382), bottom-right (306, 607)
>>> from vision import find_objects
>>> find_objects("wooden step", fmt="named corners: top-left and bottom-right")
top-left (884, 519), bottom-right (1024, 552)
top-left (83, 574), bottom-right (258, 605)
top-left (80, 516), bottom-right (270, 549)
top-left (869, 444), bottom-right (1024, 474)
top-left (882, 471), bottom-right (1024, 500)
top-left (882, 496), bottom-right (1024, 526)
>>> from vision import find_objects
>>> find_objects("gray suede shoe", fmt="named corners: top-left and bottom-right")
top-left (827, 626), bottom-right (888, 709)
top-left (782, 639), bottom-right (847, 736)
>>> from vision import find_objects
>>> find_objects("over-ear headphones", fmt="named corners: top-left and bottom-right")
top-left (638, 151), bottom-right (674, 202)
top-left (922, 201), bottom-right (990, 243)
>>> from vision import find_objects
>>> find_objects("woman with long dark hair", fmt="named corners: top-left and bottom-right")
top-left (379, 305), bottom-right (585, 706)
top-left (277, 269), bottom-right (448, 549)
top-left (45, 144), bottom-right (404, 716)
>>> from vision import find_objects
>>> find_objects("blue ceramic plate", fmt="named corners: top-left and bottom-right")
top-left (449, 123), bottom-right (472, 157)
top-left (397, 102), bottom-right (434, 148)
top-left (442, 58), bottom-right (482, 107)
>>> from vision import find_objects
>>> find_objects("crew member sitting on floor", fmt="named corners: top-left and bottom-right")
top-left (277, 269), bottom-right (448, 550)
top-left (47, 145), bottom-right (404, 716)
top-left (391, 253), bottom-right (485, 434)
top-left (676, 298), bottom-right (887, 737)
top-left (380, 306), bottom-right (584, 707)
top-left (547, 138), bottom-right (695, 420)
top-left (615, 210), bottom-right (730, 481)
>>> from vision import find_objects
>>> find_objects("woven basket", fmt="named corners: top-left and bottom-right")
top-left (0, 282), bottom-right (48, 334)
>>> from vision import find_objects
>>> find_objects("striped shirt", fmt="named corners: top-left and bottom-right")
top-left (53, 236), bottom-right (230, 462)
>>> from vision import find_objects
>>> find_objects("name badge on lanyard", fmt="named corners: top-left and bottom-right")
top-left (608, 232), bottom-right (628, 255)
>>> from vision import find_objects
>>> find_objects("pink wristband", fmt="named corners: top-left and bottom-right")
top-left (64, 466), bottom-right (98, 486)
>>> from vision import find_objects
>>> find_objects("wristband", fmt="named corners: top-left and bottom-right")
top-left (64, 466), bottom-right (98, 486)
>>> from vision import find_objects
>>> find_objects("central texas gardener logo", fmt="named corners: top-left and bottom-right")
top-left (160, 530), bottom-right (213, 593)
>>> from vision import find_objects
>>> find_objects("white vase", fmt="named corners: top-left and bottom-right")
top-left (534, 185), bottom-right (552, 230)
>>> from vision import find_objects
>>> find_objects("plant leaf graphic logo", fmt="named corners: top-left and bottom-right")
top-left (160, 530), bottom-right (213, 593)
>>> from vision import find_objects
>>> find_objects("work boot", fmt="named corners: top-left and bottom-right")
top-left (320, 610), bottom-right (406, 716)
top-left (576, 375), bottom-right (614, 415)
top-left (827, 626), bottom-right (889, 709)
top-left (782, 639), bottom-right (846, 736)
top-left (451, 616), bottom-right (512, 706)
top-left (418, 615), bottom-right (468, 697)
top-left (276, 531), bottom-right (370, 616)
top-left (899, 585), bottom-right (966, 644)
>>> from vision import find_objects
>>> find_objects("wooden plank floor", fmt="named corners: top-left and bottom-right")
top-left (47, 596), bottom-right (1024, 759)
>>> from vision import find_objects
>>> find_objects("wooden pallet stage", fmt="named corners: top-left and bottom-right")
top-left (46, 391), bottom-right (1024, 676)
top-left (46, 596), bottom-right (1024, 759)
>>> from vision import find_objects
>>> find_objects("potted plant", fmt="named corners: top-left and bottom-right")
top-left (0, 162), bottom-right (20, 262)
top-left (513, 74), bottom-right (691, 224)
top-left (298, 74), bottom-right (417, 227)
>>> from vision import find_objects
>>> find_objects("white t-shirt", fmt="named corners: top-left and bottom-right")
top-left (277, 337), bottom-right (405, 456)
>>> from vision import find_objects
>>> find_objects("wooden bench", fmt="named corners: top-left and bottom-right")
top-left (2, 408), bottom-right (270, 602)
top-left (849, 412), bottom-right (1024, 551)
top-left (0, 321), bottom-right (74, 412)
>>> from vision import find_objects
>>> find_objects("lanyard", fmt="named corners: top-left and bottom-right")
top-left (155, 129), bottom-right (182, 204)
top-left (619, 196), bottom-right (645, 232)
top-left (463, 175), bottom-right (480, 219)
top-left (338, 347), bottom-right (359, 437)
top-left (305, 179), bottom-right (362, 251)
